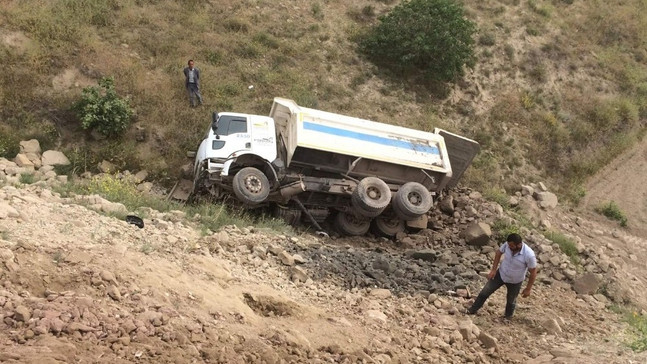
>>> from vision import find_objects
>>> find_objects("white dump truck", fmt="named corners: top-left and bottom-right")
top-left (190, 97), bottom-right (479, 236)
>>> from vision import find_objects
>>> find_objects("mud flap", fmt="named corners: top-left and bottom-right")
top-left (168, 179), bottom-right (194, 202)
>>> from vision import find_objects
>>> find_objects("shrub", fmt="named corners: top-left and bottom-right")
top-left (0, 129), bottom-right (20, 158)
top-left (74, 77), bottom-right (133, 138)
top-left (596, 201), bottom-right (628, 227)
top-left (359, 0), bottom-right (476, 83)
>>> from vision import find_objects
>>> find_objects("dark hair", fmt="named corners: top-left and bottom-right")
top-left (507, 233), bottom-right (522, 245)
top-left (188, 59), bottom-right (194, 65)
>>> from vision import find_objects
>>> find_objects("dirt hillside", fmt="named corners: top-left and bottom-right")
top-left (2, 161), bottom-right (647, 363)
top-left (581, 135), bottom-right (647, 238)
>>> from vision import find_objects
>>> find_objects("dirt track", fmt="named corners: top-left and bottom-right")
top-left (581, 136), bottom-right (647, 237)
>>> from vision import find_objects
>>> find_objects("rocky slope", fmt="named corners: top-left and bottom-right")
top-left (2, 148), bottom-right (647, 363)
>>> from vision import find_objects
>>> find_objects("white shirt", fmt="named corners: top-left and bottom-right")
top-left (188, 69), bottom-right (195, 83)
top-left (498, 242), bottom-right (537, 284)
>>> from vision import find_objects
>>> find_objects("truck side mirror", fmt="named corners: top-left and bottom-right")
top-left (211, 112), bottom-right (219, 134)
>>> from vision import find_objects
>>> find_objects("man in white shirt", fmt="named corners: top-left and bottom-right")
top-left (466, 233), bottom-right (537, 319)
top-left (183, 59), bottom-right (203, 107)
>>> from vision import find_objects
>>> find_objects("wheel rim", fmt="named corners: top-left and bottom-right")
top-left (245, 175), bottom-right (263, 193)
top-left (367, 186), bottom-right (382, 200)
top-left (407, 192), bottom-right (422, 206)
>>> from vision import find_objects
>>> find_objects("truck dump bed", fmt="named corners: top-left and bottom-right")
top-left (270, 98), bottom-right (453, 190)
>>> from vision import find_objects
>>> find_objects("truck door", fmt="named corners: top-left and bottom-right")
top-left (214, 115), bottom-right (251, 158)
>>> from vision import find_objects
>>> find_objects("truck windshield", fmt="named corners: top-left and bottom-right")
top-left (216, 115), bottom-right (248, 135)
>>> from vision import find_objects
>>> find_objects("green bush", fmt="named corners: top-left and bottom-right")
top-left (359, 0), bottom-right (476, 83)
top-left (0, 129), bottom-right (20, 158)
top-left (596, 201), bottom-right (628, 227)
top-left (74, 77), bottom-right (133, 138)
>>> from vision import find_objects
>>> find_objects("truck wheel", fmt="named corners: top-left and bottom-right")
top-left (371, 215), bottom-right (405, 238)
top-left (232, 167), bottom-right (270, 204)
top-left (351, 177), bottom-right (392, 217)
top-left (393, 182), bottom-right (432, 220)
top-left (334, 212), bottom-right (370, 236)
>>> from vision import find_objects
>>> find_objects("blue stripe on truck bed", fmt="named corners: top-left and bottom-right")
top-left (303, 121), bottom-right (440, 155)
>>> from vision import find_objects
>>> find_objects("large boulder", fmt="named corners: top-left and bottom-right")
top-left (439, 195), bottom-right (455, 215)
top-left (41, 150), bottom-right (70, 166)
top-left (572, 273), bottom-right (600, 295)
top-left (14, 153), bottom-right (34, 168)
top-left (534, 191), bottom-right (558, 209)
top-left (460, 222), bottom-right (492, 246)
top-left (19, 139), bottom-right (41, 154)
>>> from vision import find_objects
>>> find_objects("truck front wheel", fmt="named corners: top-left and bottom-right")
top-left (334, 212), bottom-right (370, 236)
top-left (232, 167), bottom-right (270, 204)
top-left (393, 182), bottom-right (433, 220)
top-left (352, 177), bottom-right (392, 217)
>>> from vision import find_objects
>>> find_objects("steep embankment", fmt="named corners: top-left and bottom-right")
top-left (581, 135), bottom-right (647, 238)
top-left (2, 154), bottom-right (647, 363)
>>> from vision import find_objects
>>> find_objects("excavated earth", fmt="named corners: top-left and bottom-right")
top-left (1, 155), bottom-right (647, 363)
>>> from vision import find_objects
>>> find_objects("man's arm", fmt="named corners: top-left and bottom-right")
top-left (488, 249), bottom-right (502, 279)
top-left (522, 267), bottom-right (537, 297)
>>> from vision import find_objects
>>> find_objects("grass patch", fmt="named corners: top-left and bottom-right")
top-left (595, 201), bottom-right (628, 227)
top-left (484, 188), bottom-right (511, 210)
top-left (491, 218), bottom-right (522, 242)
top-left (543, 230), bottom-right (579, 264)
top-left (19, 173), bottom-right (36, 185)
top-left (54, 174), bottom-right (292, 236)
top-left (610, 305), bottom-right (647, 352)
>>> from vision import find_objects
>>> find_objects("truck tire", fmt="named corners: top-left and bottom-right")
top-left (274, 205), bottom-right (302, 226)
top-left (392, 182), bottom-right (433, 220)
top-left (334, 212), bottom-right (370, 236)
top-left (232, 167), bottom-right (270, 204)
top-left (371, 215), bottom-right (405, 238)
top-left (351, 177), bottom-right (392, 217)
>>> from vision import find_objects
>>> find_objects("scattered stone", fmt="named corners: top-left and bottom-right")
top-left (572, 273), bottom-right (600, 295)
top-left (461, 222), bottom-right (492, 246)
top-left (107, 285), bottom-right (122, 301)
top-left (14, 154), bottom-right (34, 168)
top-left (97, 160), bottom-right (116, 173)
top-left (14, 305), bottom-right (31, 322)
top-left (534, 191), bottom-right (558, 209)
top-left (278, 251), bottom-right (295, 266)
top-left (290, 266), bottom-right (308, 283)
top-left (369, 288), bottom-right (391, 299)
top-left (366, 310), bottom-right (387, 323)
top-left (542, 318), bottom-right (563, 335)
top-left (439, 195), bottom-right (455, 215)
top-left (478, 331), bottom-right (497, 349)
top-left (20, 139), bottom-right (41, 154)
top-left (41, 150), bottom-right (70, 166)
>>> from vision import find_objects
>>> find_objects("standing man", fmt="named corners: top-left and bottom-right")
top-left (466, 233), bottom-right (537, 319)
top-left (183, 59), bottom-right (203, 107)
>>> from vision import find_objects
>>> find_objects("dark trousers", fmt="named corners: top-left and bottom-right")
top-left (469, 270), bottom-right (522, 317)
top-left (187, 83), bottom-right (203, 106)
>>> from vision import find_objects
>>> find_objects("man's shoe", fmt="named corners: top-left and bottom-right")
top-left (465, 308), bottom-right (477, 315)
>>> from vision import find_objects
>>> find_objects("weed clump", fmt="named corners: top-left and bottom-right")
top-left (595, 201), bottom-right (628, 227)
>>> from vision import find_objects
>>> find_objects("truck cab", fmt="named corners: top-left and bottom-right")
top-left (194, 112), bottom-right (277, 178)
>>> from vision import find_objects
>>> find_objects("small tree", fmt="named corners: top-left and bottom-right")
top-left (74, 77), bottom-right (133, 138)
top-left (359, 0), bottom-right (476, 83)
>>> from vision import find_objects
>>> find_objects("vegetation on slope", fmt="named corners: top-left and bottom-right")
top-left (0, 0), bottom-right (646, 200)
